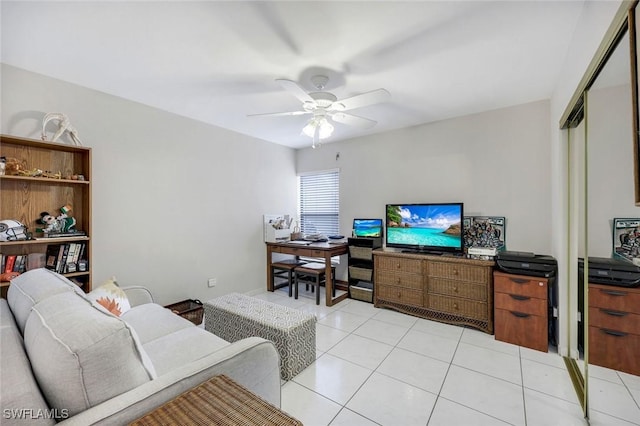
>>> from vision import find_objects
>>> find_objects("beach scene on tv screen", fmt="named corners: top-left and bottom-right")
top-left (387, 205), bottom-right (462, 247)
top-left (354, 219), bottom-right (383, 237)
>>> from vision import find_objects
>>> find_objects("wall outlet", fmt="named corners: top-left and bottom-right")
top-left (208, 278), bottom-right (217, 288)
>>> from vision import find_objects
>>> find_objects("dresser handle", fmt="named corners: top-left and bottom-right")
top-left (600, 309), bottom-right (627, 317)
top-left (452, 269), bottom-right (458, 275)
top-left (453, 303), bottom-right (458, 310)
top-left (510, 278), bottom-right (528, 284)
top-left (453, 286), bottom-right (458, 293)
top-left (396, 277), bottom-right (401, 285)
top-left (397, 291), bottom-right (402, 298)
top-left (396, 262), bottom-right (401, 269)
top-left (509, 294), bottom-right (530, 301)
top-left (510, 311), bottom-right (530, 318)
top-left (600, 289), bottom-right (627, 297)
top-left (600, 328), bottom-right (627, 337)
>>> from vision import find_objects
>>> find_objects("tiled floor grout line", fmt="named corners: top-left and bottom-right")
top-left (518, 346), bottom-right (528, 426)
top-left (269, 291), bottom-right (640, 424)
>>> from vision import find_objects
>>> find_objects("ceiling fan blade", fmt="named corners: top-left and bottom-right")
top-left (276, 79), bottom-right (315, 103)
top-left (331, 88), bottom-right (391, 111)
top-left (331, 112), bottom-right (377, 129)
top-left (247, 110), bottom-right (310, 117)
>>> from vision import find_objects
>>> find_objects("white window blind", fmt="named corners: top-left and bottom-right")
top-left (298, 170), bottom-right (340, 237)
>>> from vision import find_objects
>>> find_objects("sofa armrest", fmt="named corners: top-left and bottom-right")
top-left (121, 286), bottom-right (154, 306)
top-left (57, 337), bottom-right (281, 426)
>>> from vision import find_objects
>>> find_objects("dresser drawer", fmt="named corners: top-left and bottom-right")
top-left (494, 292), bottom-right (547, 317)
top-left (589, 284), bottom-right (640, 313)
top-left (495, 308), bottom-right (547, 352)
top-left (427, 294), bottom-right (488, 320)
top-left (428, 262), bottom-right (490, 283)
top-left (377, 285), bottom-right (423, 307)
top-left (375, 256), bottom-right (423, 274)
top-left (589, 326), bottom-right (640, 375)
top-left (429, 278), bottom-right (487, 301)
top-left (588, 306), bottom-right (640, 334)
top-left (494, 272), bottom-right (547, 299)
top-left (376, 270), bottom-right (422, 290)
top-left (271, 246), bottom-right (325, 258)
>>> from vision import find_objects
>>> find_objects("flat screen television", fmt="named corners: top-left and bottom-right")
top-left (353, 219), bottom-right (383, 238)
top-left (386, 203), bottom-right (464, 254)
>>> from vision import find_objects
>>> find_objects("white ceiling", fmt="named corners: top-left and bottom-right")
top-left (1, 1), bottom-right (585, 149)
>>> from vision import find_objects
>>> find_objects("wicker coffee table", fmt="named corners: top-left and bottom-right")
top-left (130, 375), bottom-right (301, 425)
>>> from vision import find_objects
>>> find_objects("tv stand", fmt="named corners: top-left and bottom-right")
top-left (373, 250), bottom-right (495, 333)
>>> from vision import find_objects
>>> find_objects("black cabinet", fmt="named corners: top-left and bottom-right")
top-left (348, 237), bottom-right (382, 303)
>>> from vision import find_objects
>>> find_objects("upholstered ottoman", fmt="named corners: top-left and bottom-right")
top-left (204, 293), bottom-right (316, 380)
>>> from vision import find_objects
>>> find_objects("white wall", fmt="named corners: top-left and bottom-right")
top-left (588, 84), bottom-right (638, 257)
top-left (0, 64), bottom-right (298, 305)
top-left (297, 100), bottom-right (552, 255)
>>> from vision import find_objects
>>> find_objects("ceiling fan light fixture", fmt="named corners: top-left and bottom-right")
top-left (303, 117), bottom-right (333, 140)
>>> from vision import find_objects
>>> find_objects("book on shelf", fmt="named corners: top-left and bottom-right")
top-left (44, 242), bottom-right (87, 274)
top-left (4, 255), bottom-right (16, 273)
top-left (1, 254), bottom-right (27, 274)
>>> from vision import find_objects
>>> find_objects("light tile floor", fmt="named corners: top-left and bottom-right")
top-left (253, 287), bottom-right (640, 426)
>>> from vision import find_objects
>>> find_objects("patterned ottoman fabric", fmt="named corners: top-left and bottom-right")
top-left (204, 293), bottom-right (316, 380)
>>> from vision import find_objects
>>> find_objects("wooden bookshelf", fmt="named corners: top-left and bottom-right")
top-left (0, 134), bottom-right (92, 296)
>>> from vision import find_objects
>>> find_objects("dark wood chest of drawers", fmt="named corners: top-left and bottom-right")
top-left (493, 271), bottom-right (549, 352)
top-left (588, 283), bottom-right (640, 375)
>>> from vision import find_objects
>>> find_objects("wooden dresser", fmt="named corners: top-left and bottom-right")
top-left (588, 283), bottom-right (640, 376)
top-left (493, 271), bottom-right (549, 352)
top-left (373, 250), bottom-right (494, 333)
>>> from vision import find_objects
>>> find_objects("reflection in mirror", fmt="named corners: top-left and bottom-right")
top-left (562, 15), bottom-right (640, 421)
top-left (584, 27), bottom-right (639, 414)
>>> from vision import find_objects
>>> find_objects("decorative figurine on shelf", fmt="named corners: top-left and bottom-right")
top-left (41, 112), bottom-right (83, 146)
top-left (37, 204), bottom-right (77, 234)
top-left (0, 219), bottom-right (30, 241)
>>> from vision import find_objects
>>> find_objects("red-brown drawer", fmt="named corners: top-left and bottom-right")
top-left (588, 306), bottom-right (640, 334)
top-left (589, 326), bottom-right (640, 375)
top-left (494, 292), bottom-right (546, 317)
top-left (494, 272), bottom-right (547, 299)
top-left (495, 308), bottom-right (547, 352)
top-left (589, 284), bottom-right (640, 313)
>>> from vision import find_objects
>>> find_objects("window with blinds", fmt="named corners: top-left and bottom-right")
top-left (298, 170), bottom-right (340, 237)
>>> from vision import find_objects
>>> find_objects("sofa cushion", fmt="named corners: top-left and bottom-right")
top-left (142, 327), bottom-right (230, 376)
top-left (24, 291), bottom-right (155, 417)
top-left (121, 303), bottom-right (193, 344)
top-left (7, 268), bottom-right (85, 334)
top-left (0, 300), bottom-right (56, 425)
top-left (87, 277), bottom-right (131, 316)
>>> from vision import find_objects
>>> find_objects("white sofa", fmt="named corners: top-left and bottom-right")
top-left (0, 269), bottom-right (281, 425)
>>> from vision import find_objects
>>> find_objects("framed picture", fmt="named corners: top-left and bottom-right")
top-left (463, 216), bottom-right (506, 250)
top-left (612, 218), bottom-right (640, 263)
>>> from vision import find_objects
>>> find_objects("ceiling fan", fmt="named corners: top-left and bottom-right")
top-left (249, 75), bottom-right (390, 148)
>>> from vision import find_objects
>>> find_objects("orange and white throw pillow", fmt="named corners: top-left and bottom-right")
top-left (87, 277), bottom-right (131, 316)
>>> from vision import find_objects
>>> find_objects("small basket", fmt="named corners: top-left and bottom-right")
top-left (350, 282), bottom-right (373, 303)
top-left (349, 266), bottom-right (372, 281)
top-left (165, 299), bottom-right (204, 325)
top-left (349, 245), bottom-right (373, 260)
